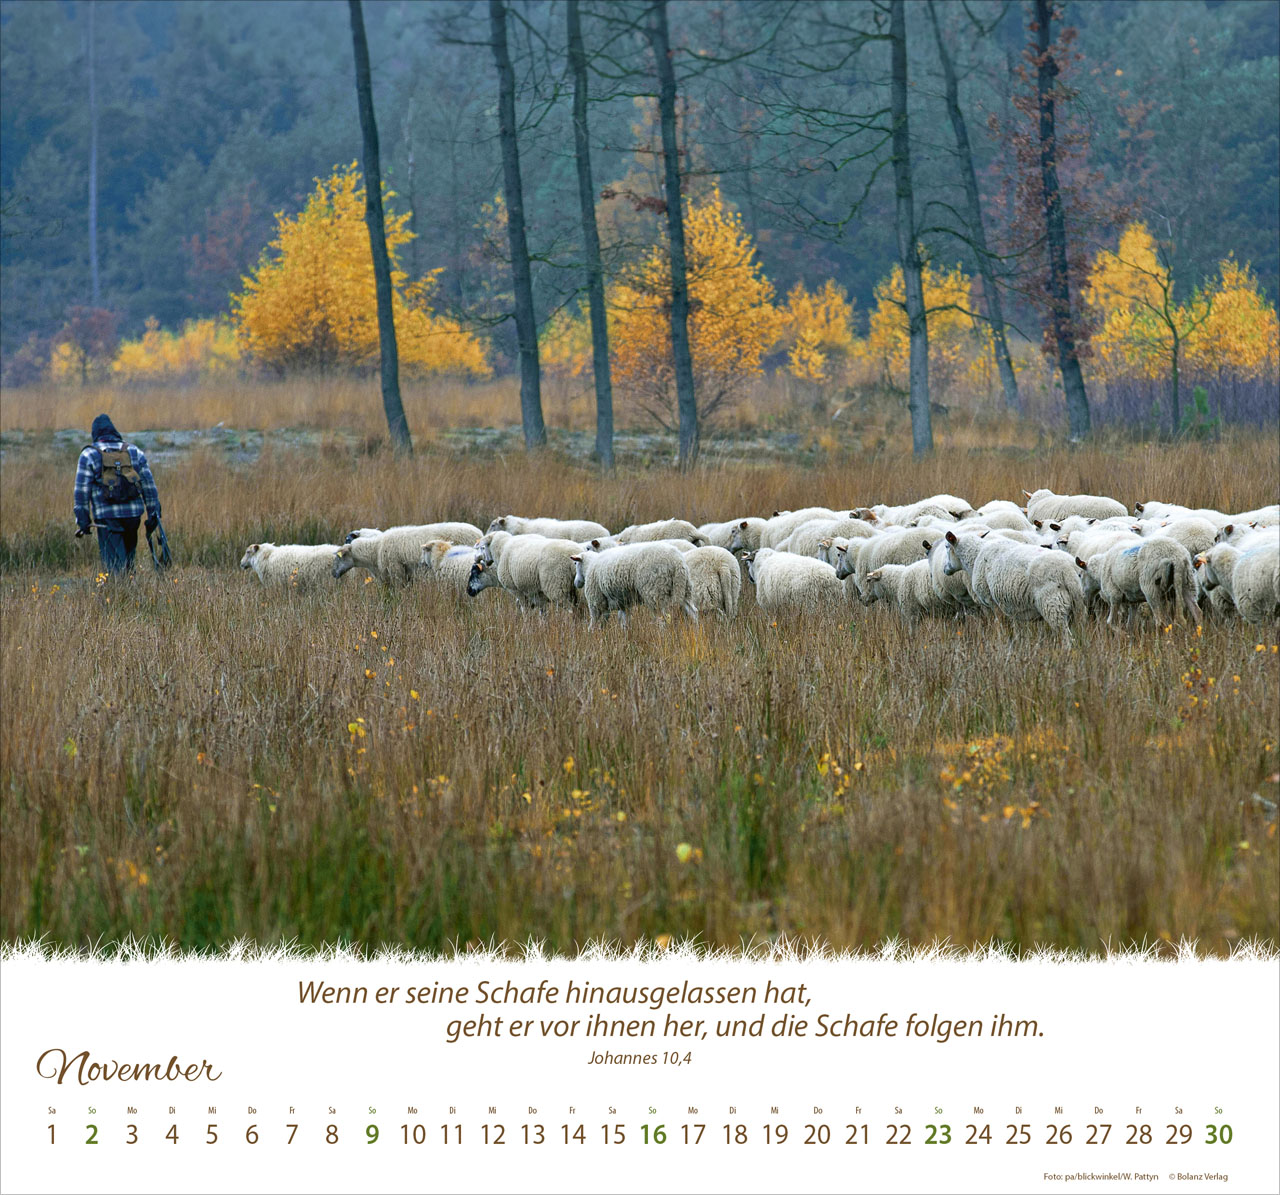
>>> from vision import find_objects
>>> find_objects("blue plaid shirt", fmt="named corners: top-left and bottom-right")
top-left (73, 439), bottom-right (162, 530)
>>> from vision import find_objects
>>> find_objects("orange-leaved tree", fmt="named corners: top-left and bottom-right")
top-left (782, 280), bottom-right (856, 383)
top-left (232, 163), bottom-right (489, 378)
top-left (610, 189), bottom-right (782, 432)
top-left (855, 260), bottom-right (992, 397)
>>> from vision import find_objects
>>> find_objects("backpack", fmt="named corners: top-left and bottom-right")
top-left (94, 446), bottom-right (142, 503)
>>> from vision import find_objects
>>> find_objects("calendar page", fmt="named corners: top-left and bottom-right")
top-left (4, 0), bottom-right (1280, 1191)
top-left (2, 943), bottom-right (1277, 1193)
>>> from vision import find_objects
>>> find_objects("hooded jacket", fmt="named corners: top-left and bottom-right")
top-left (73, 413), bottom-right (162, 530)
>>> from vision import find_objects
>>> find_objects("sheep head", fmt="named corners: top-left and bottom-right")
top-left (332, 544), bottom-right (357, 580)
top-left (466, 560), bottom-right (495, 597)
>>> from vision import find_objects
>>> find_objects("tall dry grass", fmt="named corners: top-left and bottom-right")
top-left (0, 373), bottom-right (1047, 443)
top-left (1, 428), bottom-right (1273, 570)
top-left (1, 431), bottom-right (1276, 954)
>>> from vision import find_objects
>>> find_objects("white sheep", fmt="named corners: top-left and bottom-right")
top-left (469, 532), bottom-right (582, 611)
top-left (921, 536), bottom-right (976, 610)
top-left (1023, 488), bottom-right (1128, 523)
top-left (1139, 516), bottom-right (1219, 557)
top-left (921, 492), bottom-right (976, 519)
top-left (758, 507), bottom-right (844, 549)
top-left (976, 499), bottom-right (1028, 520)
top-left (1059, 526), bottom-right (1142, 562)
top-left (1234, 504), bottom-right (1280, 527)
top-left (1036, 514), bottom-right (1136, 539)
top-left (941, 531), bottom-right (1021, 612)
top-left (616, 518), bottom-right (708, 545)
top-left (1135, 504), bottom-right (1231, 530)
top-left (944, 530), bottom-right (1085, 641)
top-left (816, 522), bottom-right (881, 566)
top-left (338, 522), bottom-right (483, 584)
top-left (1133, 500), bottom-right (1191, 520)
top-left (870, 494), bottom-right (973, 524)
top-left (757, 511), bottom-right (839, 555)
top-left (570, 542), bottom-right (697, 627)
top-left (1137, 537), bottom-right (1202, 625)
top-left (1197, 538), bottom-right (1280, 626)
top-left (419, 539), bottom-right (482, 594)
top-left (475, 529), bottom-right (517, 566)
top-left (1083, 537), bottom-right (1200, 627)
top-left (1232, 527), bottom-right (1280, 553)
top-left (345, 521), bottom-right (483, 547)
top-left (816, 535), bottom-right (850, 567)
top-left (849, 527), bottom-right (934, 601)
top-left (920, 513), bottom-right (1024, 536)
top-left (1202, 584), bottom-right (1238, 623)
top-left (701, 517), bottom-right (767, 550)
top-left (1216, 521), bottom-right (1278, 546)
top-left (683, 546), bottom-right (741, 619)
top-left (487, 514), bottom-right (610, 541)
top-left (991, 528), bottom-right (1045, 545)
top-left (784, 515), bottom-right (877, 559)
top-left (971, 508), bottom-right (1033, 533)
top-left (241, 542), bottom-right (344, 590)
top-left (744, 548), bottom-right (844, 613)
top-left (332, 533), bottom-right (383, 580)
top-left (588, 536), bottom-right (697, 554)
top-left (863, 560), bottom-right (954, 621)
top-left (832, 538), bottom-right (863, 580)
top-left (1079, 542), bottom-right (1143, 625)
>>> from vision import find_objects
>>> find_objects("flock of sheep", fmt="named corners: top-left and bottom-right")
top-left (237, 487), bottom-right (1280, 643)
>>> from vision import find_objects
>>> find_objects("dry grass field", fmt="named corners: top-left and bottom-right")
top-left (0, 374), bottom-right (1043, 446)
top-left (1, 412), bottom-right (1276, 955)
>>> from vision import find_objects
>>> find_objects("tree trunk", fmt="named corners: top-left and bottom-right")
top-left (349, 0), bottom-right (413, 454)
top-left (403, 92), bottom-right (418, 280)
top-left (647, 0), bottom-right (699, 470)
top-left (568, 0), bottom-right (614, 470)
top-left (890, 0), bottom-right (932, 457)
top-left (490, 0), bottom-right (547, 450)
top-left (1169, 330), bottom-right (1180, 436)
top-left (86, 0), bottom-right (99, 306)
top-left (1034, 0), bottom-right (1090, 441)
top-left (926, 0), bottom-right (1018, 410)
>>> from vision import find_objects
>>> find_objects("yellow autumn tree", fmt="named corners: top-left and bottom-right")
top-left (232, 163), bottom-right (489, 378)
top-left (609, 189), bottom-right (783, 430)
top-left (541, 304), bottom-right (594, 379)
top-left (782, 280), bottom-right (856, 382)
top-left (1183, 258), bottom-right (1279, 380)
top-left (112, 317), bottom-right (241, 381)
top-left (855, 259), bottom-right (992, 395)
top-left (1084, 221), bottom-right (1211, 385)
top-left (1083, 221), bottom-right (1280, 427)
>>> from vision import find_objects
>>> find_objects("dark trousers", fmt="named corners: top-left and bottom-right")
top-left (96, 516), bottom-right (141, 574)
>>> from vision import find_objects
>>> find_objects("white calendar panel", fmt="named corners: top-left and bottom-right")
top-left (2, 949), bottom-right (1276, 1194)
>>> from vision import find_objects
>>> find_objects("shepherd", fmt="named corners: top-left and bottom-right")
top-left (73, 413), bottom-right (163, 574)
